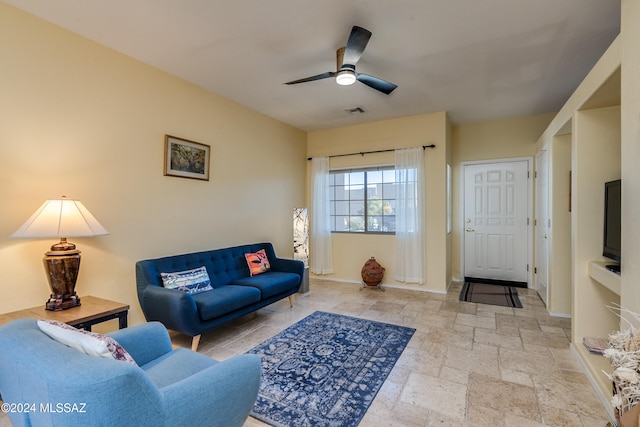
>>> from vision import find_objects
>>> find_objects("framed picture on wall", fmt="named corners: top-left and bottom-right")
top-left (164, 135), bottom-right (210, 181)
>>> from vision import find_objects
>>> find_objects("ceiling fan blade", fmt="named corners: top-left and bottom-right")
top-left (284, 72), bottom-right (336, 85)
top-left (356, 73), bottom-right (398, 95)
top-left (342, 26), bottom-right (372, 67)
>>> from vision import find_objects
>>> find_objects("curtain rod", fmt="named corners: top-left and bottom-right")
top-left (306, 144), bottom-right (435, 161)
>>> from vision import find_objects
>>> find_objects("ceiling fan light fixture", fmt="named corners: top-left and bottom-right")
top-left (336, 70), bottom-right (356, 86)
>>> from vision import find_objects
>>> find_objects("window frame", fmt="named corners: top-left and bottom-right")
top-left (329, 166), bottom-right (396, 235)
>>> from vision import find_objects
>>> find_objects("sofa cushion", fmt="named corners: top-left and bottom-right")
top-left (193, 285), bottom-right (262, 321)
top-left (37, 320), bottom-right (137, 365)
top-left (231, 272), bottom-right (300, 299)
top-left (161, 266), bottom-right (213, 295)
top-left (245, 249), bottom-right (271, 276)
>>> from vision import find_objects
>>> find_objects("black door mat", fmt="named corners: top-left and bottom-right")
top-left (464, 277), bottom-right (527, 289)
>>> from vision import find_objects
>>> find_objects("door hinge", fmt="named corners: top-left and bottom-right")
top-left (533, 219), bottom-right (537, 226)
top-left (534, 267), bottom-right (538, 274)
top-left (527, 264), bottom-right (529, 272)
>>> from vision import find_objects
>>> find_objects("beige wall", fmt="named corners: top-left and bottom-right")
top-left (0, 3), bottom-right (307, 327)
top-left (450, 113), bottom-right (555, 280)
top-left (620, 0), bottom-right (640, 318)
top-left (548, 134), bottom-right (572, 316)
top-left (307, 112), bottom-right (451, 292)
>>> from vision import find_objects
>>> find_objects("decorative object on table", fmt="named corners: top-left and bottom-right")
top-left (459, 281), bottom-right (523, 308)
top-left (164, 134), bottom-right (210, 181)
top-left (11, 196), bottom-right (109, 310)
top-left (293, 207), bottom-right (309, 293)
top-left (604, 305), bottom-right (640, 426)
top-left (361, 256), bottom-right (385, 291)
top-left (246, 311), bottom-right (415, 427)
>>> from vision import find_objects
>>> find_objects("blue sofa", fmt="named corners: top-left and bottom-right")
top-left (136, 242), bottom-right (304, 350)
top-left (0, 318), bottom-right (261, 427)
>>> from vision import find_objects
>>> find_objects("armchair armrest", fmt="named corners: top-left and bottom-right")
top-left (107, 321), bottom-right (173, 366)
top-left (162, 354), bottom-right (262, 427)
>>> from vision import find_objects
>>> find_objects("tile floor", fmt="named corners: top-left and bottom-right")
top-left (178, 279), bottom-right (612, 427)
top-left (0, 279), bottom-right (613, 426)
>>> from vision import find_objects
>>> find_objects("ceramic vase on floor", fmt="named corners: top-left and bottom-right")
top-left (361, 257), bottom-right (385, 288)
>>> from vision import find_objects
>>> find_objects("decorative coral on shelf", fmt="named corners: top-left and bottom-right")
top-left (604, 305), bottom-right (640, 426)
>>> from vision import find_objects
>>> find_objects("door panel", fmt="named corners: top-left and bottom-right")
top-left (464, 161), bottom-right (529, 283)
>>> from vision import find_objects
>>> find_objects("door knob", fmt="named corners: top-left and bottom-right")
top-left (466, 227), bottom-right (475, 232)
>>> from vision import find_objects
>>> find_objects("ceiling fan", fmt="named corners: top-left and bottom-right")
top-left (284, 26), bottom-right (398, 95)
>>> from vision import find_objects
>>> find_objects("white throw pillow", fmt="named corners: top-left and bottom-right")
top-left (37, 319), bottom-right (137, 365)
top-left (160, 266), bottom-right (213, 294)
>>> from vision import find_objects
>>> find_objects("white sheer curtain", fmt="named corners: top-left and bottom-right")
top-left (310, 157), bottom-right (334, 274)
top-left (394, 147), bottom-right (425, 283)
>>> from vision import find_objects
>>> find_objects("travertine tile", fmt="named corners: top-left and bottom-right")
top-left (424, 324), bottom-right (474, 350)
top-left (539, 405), bottom-right (584, 427)
top-left (455, 312), bottom-right (497, 330)
top-left (1, 278), bottom-right (613, 427)
top-left (474, 327), bottom-right (524, 350)
top-left (496, 312), bottom-right (541, 331)
top-left (534, 374), bottom-right (610, 419)
top-left (196, 281), bottom-right (613, 426)
top-left (499, 347), bottom-right (561, 376)
top-left (467, 404), bottom-right (504, 426)
top-left (520, 328), bottom-right (571, 349)
top-left (446, 343), bottom-right (500, 378)
top-left (400, 372), bottom-right (467, 421)
top-left (468, 373), bottom-right (541, 421)
top-left (439, 365), bottom-right (470, 385)
top-left (500, 367), bottom-right (534, 387)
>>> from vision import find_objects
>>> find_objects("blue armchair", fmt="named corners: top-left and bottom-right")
top-left (0, 318), bottom-right (261, 427)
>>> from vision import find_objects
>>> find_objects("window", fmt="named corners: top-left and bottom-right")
top-left (329, 167), bottom-right (396, 233)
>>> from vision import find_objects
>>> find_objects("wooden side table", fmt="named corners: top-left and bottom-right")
top-left (0, 296), bottom-right (129, 331)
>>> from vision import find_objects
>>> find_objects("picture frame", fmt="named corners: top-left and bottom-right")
top-left (164, 134), bottom-right (210, 181)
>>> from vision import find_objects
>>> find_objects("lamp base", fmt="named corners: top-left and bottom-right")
top-left (43, 248), bottom-right (82, 311)
top-left (45, 293), bottom-right (81, 311)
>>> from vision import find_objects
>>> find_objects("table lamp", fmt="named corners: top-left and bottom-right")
top-left (11, 196), bottom-right (109, 310)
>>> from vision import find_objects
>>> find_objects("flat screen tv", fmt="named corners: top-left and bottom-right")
top-left (603, 179), bottom-right (621, 272)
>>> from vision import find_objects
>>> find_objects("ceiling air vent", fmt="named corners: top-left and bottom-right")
top-left (344, 106), bottom-right (366, 114)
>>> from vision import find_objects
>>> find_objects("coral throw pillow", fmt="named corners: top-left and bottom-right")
top-left (245, 249), bottom-right (271, 276)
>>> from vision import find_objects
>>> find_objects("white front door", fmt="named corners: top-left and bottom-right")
top-left (535, 149), bottom-right (549, 305)
top-left (463, 160), bottom-right (530, 284)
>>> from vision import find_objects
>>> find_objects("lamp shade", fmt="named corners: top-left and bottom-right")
top-left (11, 198), bottom-right (109, 239)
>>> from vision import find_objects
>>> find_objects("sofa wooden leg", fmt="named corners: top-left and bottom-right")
top-left (191, 335), bottom-right (201, 352)
top-left (288, 295), bottom-right (294, 307)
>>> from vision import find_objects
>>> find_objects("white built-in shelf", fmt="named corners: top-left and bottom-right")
top-left (589, 260), bottom-right (621, 296)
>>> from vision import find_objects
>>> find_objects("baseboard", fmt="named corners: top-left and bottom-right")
top-left (309, 275), bottom-right (447, 294)
top-left (549, 311), bottom-right (571, 319)
top-left (570, 343), bottom-right (615, 422)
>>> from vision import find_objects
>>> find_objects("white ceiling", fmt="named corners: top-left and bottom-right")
top-left (5, 0), bottom-right (620, 131)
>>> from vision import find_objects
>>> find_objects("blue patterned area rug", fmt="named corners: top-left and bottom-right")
top-left (246, 311), bottom-right (415, 426)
